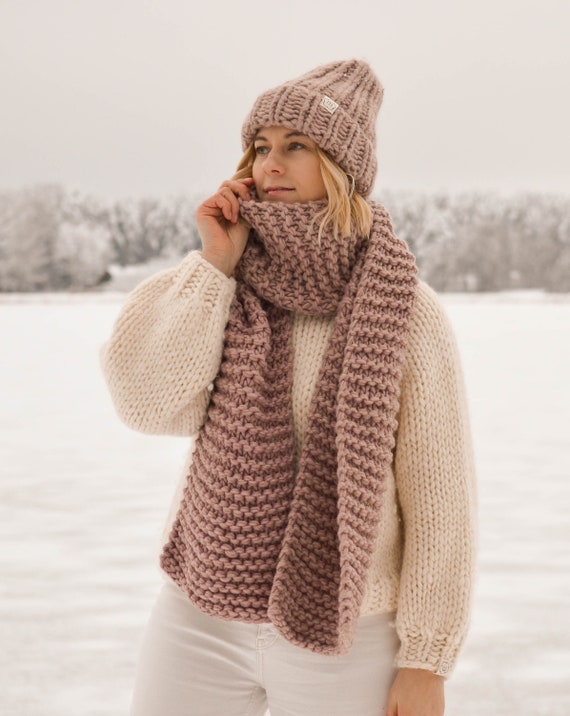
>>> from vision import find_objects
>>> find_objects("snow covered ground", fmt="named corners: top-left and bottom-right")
top-left (1, 289), bottom-right (569, 716)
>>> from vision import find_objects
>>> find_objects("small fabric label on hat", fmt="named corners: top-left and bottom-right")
top-left (320, 96), bottom-right (339, 114)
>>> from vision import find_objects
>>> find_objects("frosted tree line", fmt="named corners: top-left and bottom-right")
top-left (0, 183), bottom-right (568, 292)
top-left (0, 185), bottom-right (201, 292)
top-left (382, 190), bottom-right (570, 292)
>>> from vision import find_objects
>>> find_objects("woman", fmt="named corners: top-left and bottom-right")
top-left (101, 59), bottom-right (477, 716)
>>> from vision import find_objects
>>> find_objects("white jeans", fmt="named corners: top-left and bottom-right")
top-left (129, 578), bottom-right (400, 716)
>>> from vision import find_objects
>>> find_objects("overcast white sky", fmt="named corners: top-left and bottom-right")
top-left (1, 0), bottom-right (569, 200)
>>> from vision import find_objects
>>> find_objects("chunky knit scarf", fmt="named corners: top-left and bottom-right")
top-left (160, 197), bottom-right (419, 655)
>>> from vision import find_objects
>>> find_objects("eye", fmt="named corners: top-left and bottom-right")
top-left (253, 144), bottom-right (269, 155)
top-left (289, 142), bottom-right (306, 151)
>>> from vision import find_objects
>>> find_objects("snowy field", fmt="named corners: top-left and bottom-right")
top-left (1, 289), bottom-right (569, 716)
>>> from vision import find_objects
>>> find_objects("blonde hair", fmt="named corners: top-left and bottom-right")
top-left (232, 143), bottom-right (373, 242)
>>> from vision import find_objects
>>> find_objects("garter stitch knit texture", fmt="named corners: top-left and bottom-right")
top-left (100, 249), bottom-right (478, 677)
top-left (159, 198), bottom-right (419, 655)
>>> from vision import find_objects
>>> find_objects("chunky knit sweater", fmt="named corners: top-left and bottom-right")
top-left (100, 250), bottom-right (478, 678)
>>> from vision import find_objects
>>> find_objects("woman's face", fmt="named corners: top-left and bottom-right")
top-left (251, 126), bottom-right (327, 203)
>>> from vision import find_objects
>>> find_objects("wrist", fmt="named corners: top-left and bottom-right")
top-left (200, 251), bottom-right (234, 278)
top-left (398, 667), bottom-right (445, 681)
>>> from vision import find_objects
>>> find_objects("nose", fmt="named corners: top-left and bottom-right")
top-left (262, 149), bottom-right (285, 174)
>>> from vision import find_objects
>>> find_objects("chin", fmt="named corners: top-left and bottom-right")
top-left (263, 194), bottom-right (299, 203)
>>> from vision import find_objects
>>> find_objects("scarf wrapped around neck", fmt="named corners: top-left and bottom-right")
top-left (160, 197), bottom-right (419, 655)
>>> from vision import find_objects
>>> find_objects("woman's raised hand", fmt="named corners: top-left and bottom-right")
top-left (195, 178), bottom-right (254, 278)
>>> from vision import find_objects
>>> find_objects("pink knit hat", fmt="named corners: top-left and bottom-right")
top-left (241, 59), bottom-right (384, 197)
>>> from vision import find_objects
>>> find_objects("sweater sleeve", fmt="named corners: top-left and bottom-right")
top-left (100, 251), bottom-right (236, 436)
top-left (393, 280), bottom-right (478, 678)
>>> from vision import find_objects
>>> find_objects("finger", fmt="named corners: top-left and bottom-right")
top-left (203, 188), bottom-right (236, 223)
top-left (219, 179), bottom-right (254, 200)
top-left (200, 193), bottom-right (234, 223)
top-left (217, 187), bottom-right (240, 222)
top-left (217, 181), bottom-right (250, 205)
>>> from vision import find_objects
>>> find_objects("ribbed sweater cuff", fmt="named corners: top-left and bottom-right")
top-left (396, 627), bottom-right (464, 678)
top-left (173, 250), bottom-right (236, 302)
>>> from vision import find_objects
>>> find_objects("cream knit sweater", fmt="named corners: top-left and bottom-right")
top-left (100, 250), bottom-right (477, 678)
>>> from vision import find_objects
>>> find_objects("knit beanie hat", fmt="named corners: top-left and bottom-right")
top-left (241, 59), bottom-right (384, 197)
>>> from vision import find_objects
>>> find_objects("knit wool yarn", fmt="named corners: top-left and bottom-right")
top-left (241, 59), bottom-right (384, 197)
top-left (160, 198), bottom-right (419, 655)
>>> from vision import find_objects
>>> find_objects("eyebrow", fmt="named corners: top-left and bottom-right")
top-left (253, 131), bottom-right (309, 142)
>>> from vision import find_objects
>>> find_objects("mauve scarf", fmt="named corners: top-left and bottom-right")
top-left (160, 197), bottom-right (419, 655)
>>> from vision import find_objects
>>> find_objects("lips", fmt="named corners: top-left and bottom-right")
top-left (264, 186), bottom-right (294, 194)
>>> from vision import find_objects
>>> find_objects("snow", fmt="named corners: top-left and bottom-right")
top-left (1, 291), bottom-right (569, 715)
